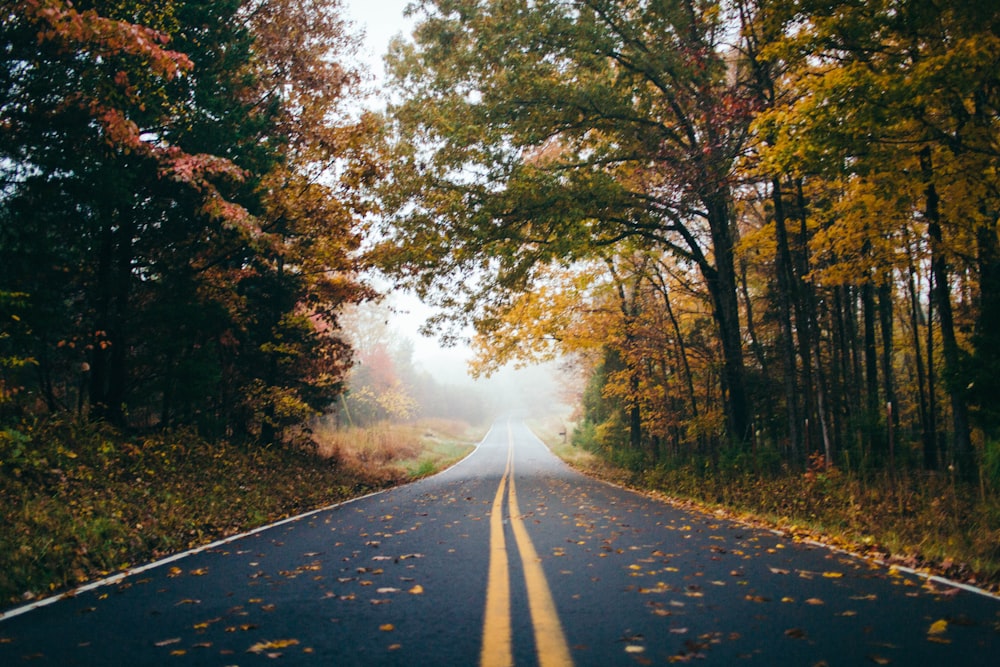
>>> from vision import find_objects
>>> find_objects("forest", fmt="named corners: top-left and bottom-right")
top-left (375, 0), bottom-right (1000, 495)
top-left (2, 0), bottom-right (1000, 587)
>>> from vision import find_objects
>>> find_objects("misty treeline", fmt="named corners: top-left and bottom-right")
top-left (374, 0), bottom-right (1000, 486)
top-left (0, 0), bottom-right (379, 444)
top-left (334, 301), bottom-right (488, 428)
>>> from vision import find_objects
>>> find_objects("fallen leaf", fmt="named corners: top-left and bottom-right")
top-left (189, 568), bottom-right (208, 576)
top-left (155, 638), bottom-right (182, 647)
top-left (868, 655), bottom-right (891, 665)
top-left (822, 571), bottom-right (843, 579)
top-left (928, 619), bottom-right (948, 635)
top-left (785, 628), bottom-right (807, 639)
top-left (376, 587), bottom-right (400, 594)
top-left (409, 585), bottom-right (424, 595)
top-left (805, 598), bottom-right (824, 605)
top-left (248, 639), bottom-right (300, 654)
top-left (625, 645), bottom-right (645, 653)
top-left (380, 624), bottom-right (395, 632)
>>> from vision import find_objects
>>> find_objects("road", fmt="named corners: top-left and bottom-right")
top-left (1, 418), bottom-right (997, 665)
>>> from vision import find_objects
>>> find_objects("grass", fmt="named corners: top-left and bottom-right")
top-left (528, 416), bottom-right (1000, 593)
top-left (0, 417), bottom-right (479, 608)
top-left (310, 418), bottom-right (483, 483)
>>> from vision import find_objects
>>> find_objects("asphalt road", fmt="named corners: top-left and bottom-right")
top-left (1, 418), bottom-right (997, 665)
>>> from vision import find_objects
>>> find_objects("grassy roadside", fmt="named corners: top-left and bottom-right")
top-left (0, 418), bottom-right (480, 609)
top-left (528, 416), bottom-right (1000, 594)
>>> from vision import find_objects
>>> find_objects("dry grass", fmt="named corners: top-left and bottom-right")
top-left (312, 418), bottom-right (481, 483)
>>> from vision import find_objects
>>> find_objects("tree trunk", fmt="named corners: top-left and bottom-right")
top-left (704, 192), bottom-right (752, 446)
top-left (921, 146), bottom-right (974, 481)
top-left (771, 178), bottom-right (801, 456)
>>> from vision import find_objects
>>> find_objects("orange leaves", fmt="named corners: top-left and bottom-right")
top-left (248, 638), bottom-right (300, 656)
top-left (23, 0), bottom-right (193, 79)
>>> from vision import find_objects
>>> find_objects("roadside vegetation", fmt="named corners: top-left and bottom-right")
top-left (0, 417), bottom-right (478, 608)
top-left (531, 416), bottom-right (1000, 594)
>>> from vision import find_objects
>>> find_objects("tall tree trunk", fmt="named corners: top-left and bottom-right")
top-left (862, 278), bottom-right (880, 461)
top-left (704, 193), bottom-right (752, 446)
top-left (906, 255), bottom-right (935, 469)
top-left (771, 178), bottom-right (801, 457)
top-left (878, 280), bottom-right (897, 454)
top-left (794, 180), bottom-right (817, 460)
top-left (921, 146), bottom-right (974, 481)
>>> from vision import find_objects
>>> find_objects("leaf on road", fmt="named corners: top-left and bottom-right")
top-left (805, 598), bottom-right (824, 605)
top-left (376, 587), bottom-right (400, 594)
top-left (868, 655), bottom-right (891, 665)
top-left (248, 639), bottom-right (300, 654)
top-left (625, 645), bottom-right (646, 653)
top-left (155, 638), bottom-right (181, 647)
top-left (379, 624), bottom-right (395, 632)
top-left (822, 571), bottom-right (843, 579)
top-left (189, 568), bottom-right (208, 576)
top-left (784, 628), bottom-right (807, 639)
top-left (927, 619), bottom-right (951, 643)
top-left (409, 585), bottom-right (424, 594)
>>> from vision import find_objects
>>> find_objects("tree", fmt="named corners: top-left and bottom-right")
top-left (0, 0), bottom-right (373, 442)
top-left (376, 0), bottom-right (759, 445)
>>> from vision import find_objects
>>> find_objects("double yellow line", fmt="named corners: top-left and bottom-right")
top-left (480, 424), bottom-right (573, 667)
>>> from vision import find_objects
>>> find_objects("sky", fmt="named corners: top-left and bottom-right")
top-left (342, 0), bottom-right (414, 83)
top-left (340, 0), bottom-right (476, 383)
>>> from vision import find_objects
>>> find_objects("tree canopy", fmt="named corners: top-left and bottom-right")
top-left (374, 0), bottom-right (1000, 483)
top-left (0, 0), bottom-right (375, 442)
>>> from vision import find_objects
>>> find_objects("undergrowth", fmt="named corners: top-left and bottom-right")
top-left (531, 416), bottom-right (1000, 593)
top-left (0, 417), bottom-right (478, 608)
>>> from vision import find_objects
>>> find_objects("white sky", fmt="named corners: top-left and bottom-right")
top-left (343, 0), bottom-right (414, 83)
top-left (340, 0), bottom-right (477, 383)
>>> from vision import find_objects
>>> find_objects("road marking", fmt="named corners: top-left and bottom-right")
top-left (481, 424), bottom-right (573, 667)
top-left (481, 442), bottom-right (514, 667)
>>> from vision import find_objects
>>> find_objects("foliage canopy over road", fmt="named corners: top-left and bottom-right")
top-left (374, 0), bottom-right (1000, 489)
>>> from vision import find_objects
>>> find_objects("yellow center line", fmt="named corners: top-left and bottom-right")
top-left (481, 423), bottom-right (574, 667)
top-left (481, 441), bottom-right (513, 667)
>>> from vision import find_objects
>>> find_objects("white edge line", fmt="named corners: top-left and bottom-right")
top-left (523, 423), bottom-right (1000, 602)
top-left (0, 433), bottom-right (487, 624)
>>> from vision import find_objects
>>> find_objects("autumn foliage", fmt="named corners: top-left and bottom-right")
top-left (0, 0), bottom-right (375, 442)
top-left (375, 0), bottom-right (1000, 495)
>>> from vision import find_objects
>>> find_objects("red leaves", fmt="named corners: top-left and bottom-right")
top-left (24, 0), bottom-right (193, 79)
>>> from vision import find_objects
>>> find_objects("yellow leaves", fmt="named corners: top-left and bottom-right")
top-left (408, 584), bottom-right (424, 595)
top-left (822, 571), bottom-right (843, 579)
top-left (927, 619), bottom-right (950, 644)
top-left (248, 639), bottom-right (300, 654)
top-left (379, 624), bottom-right (395, 632)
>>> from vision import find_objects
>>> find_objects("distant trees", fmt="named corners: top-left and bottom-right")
top-left (0, 0), bottom-right (375, 443)
top-left (375, 0), bottom-right (1000, 484)
top-left (337, 300), bottom-right (488, 428)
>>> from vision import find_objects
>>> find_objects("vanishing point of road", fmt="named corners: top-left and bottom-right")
top-left (1, 418), bottom-right (997, 665)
